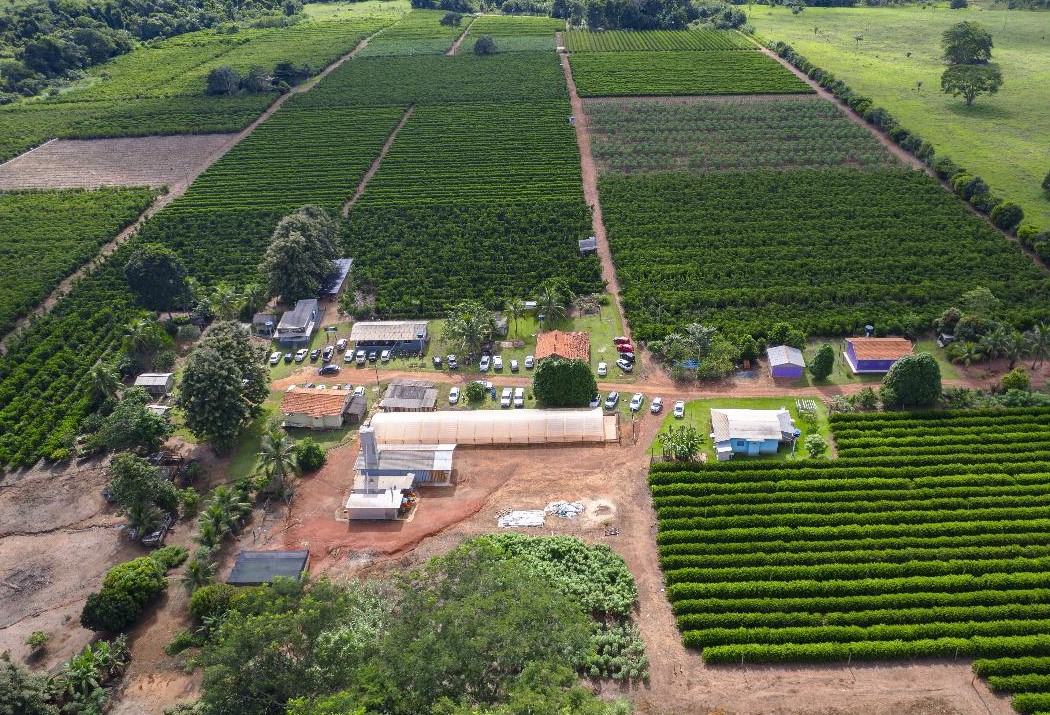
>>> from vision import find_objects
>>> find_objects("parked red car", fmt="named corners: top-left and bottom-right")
top-left (613, 336), bottom-right (631, 345)
top-left (616, 343), bottom-right (635, 354)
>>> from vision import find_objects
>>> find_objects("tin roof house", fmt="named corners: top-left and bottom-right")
top-left (710, 407), bottom-right (797, 461)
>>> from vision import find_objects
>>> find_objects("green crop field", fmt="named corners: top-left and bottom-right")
top-left (462, 14), bottom-right (563, 53)
top-left (354, 9), bottom-right (463, 57)
top-left (563, 28), bottom-right (751, 52)
top-left (569, 50), bottom-right (812, 96)
top-left (0, 188), bottom-right (154, 338)
top-left (290, 51), bottom-right (567, 109)
top-left (601, 169), bottom-right (1050, 340)
top-left (651, 407), bottom-right (1050, 709)
top-left (586, 95), bottom-right (896, 174)
top-left (748, 5), bottom-right (1050, 230)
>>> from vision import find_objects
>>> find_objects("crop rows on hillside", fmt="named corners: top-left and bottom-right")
top-left (586, 96), bottom-right (896, 174)
top-left (0, 94), bottom-right (275, 163)
top-left (462, 15), bottom-right (562, 52)
top-left (569, 50), bottom-right (811, 97)
top-left (563, 29), bottom-right (752, 52)
top-left (171, 106), bottom-right (406, 213)
top-left (651, 408), bottom-right (1050, 694)
top-left (355, 9), bottom-right (463, 57)
top-left (343, 200), bottom-right (603, 316)
top-left (600, 169), bottom-right (1050, 340)
top-left (290, 51), bottom-right (568, 109)
top-left (0, 188), bottom-right (154, 338)
top-left (357, 101), bottom-right (580, 205)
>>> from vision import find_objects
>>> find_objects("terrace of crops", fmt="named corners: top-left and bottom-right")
top-left (651, 407), bottom-right (1050, 712)
top-left (563, 28), bottom-right (752, 52)
top-left (586, 95), bottom-right (897, 174)
top-left (354, 8), bottom-right (464, 57)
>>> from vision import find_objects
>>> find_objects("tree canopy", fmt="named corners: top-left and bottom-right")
top-left (94, 387), bottom-right (172, 454)
top-left (882, 352), bottom-right (942, 407)
top-left (941, 63), bottom-right (1003, 106)
top-left (810, 343), bottom-right (835, 380)
top-left (942, 21), bottom-right (994, 65)
top-left (260, 206), bottom-right (339, 303)
top-left (532, 358), bottom-right (596, 407)
top-left (442, 300), bottom-right (497, 355)
top-left (124, 243), bottom-right (191, 311)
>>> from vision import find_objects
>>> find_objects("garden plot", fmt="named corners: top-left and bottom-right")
top-left (0, 135), bottom-right (234, 190)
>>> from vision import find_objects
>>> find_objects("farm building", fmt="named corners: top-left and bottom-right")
top-left (711, 407), bottom-right (797, 461)
top-left (369, 408), bottom-right (617, 445)
top-left (133, 372), bottom-right (174, 396)
top-left (844, 337), bottom-right (913, 374)
top-left (280, 387), bottom-right (353, 429)
top-left (319, 258), bottom-right (353, 299)
top-left (275, 299), bottom-right (319, 345)
top-left (345, 395), bottom-right (368, 424)
top-left (227, 550), bottom-right (309, 586)
top-left (252, 312), bottom-right (277, 337)
top-left (535, 331), bottom-right (590, 362)
top-left (767, 345), bottom-right (806, 379)
top-left (349, 320), bottom-right (428, 355)
top-left (379, 379), bottom-right (438, 412)
top-left (345, 427), bottom-right (419, 520)
top-left (356, 427), bottom-right (455, 486)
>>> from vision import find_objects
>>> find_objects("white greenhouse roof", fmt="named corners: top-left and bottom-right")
top-left (369, 409), bottom-right (609, 445)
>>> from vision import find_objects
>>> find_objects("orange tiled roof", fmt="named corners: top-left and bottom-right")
top-left (535, 331), bottom-right (590, 362)
top-left (848, 337), bottom-right (913, 361)
top-left (280, 388), bottom-right (350, 418)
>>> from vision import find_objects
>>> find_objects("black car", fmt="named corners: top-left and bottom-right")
top-left (319, 364), bottom-right (341, 376)
top-left (368, 351), bottom-right (378, 363)
top-left (283, 352), bottom-right (293, 364)
top-left (322, 346), bottom-right (334, 362)
top-left (309, 349), bottom-right (320, 362)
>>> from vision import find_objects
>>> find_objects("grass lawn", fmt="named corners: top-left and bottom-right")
top-left (653, 396), bottom-right (832, 462)
top-left (302, 0), bottom-right (409, 22)
top-left (747, 4), bottom-right (1050, 229)
top-left (783, 335), bottom-right (959, 387)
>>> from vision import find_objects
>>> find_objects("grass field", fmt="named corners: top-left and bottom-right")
top-left (748, 5), bottom-right (1050, 229)
top-left (461, 14), bottom-right (562, 53)
top-left (586, 95), bottom-right (896, 174)
top-left (569, 50), bottom-right (812, 96)
top-left (354, 8), bottom-right (463, 56)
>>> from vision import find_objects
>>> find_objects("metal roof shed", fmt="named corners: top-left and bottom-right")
top-left (227, 550), bottom-right (309, 586)
top-left (369, 409), bottom-right (611, 445)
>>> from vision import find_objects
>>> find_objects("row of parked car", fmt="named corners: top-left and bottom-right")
top-left (595, 392), bottom-right (686, 417)
top-left (597, 336), bottom-right (636, 376)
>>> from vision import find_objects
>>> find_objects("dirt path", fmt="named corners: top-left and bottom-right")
top-left (446, 15), bottom-right (478, 56)
top-left (0, 25), bottom-right (389, 354)
top-left (342, 104), bottom-right (414, 217)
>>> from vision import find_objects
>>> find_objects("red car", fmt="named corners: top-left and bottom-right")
top-left (616, 343), bottom-right (634, 354)
top-left (613, 336), bottom-right (630, 345)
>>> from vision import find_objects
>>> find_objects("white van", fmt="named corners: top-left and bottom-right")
top-left (500, 387), bottom-right (512, 408)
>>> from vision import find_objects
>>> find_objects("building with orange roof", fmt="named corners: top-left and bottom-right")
top-left (844, 337), bottom-right (913, 374)
top-left (535, 330), bottom-right (590, 362)
top-left (280, 387), bottom-right (353, 429)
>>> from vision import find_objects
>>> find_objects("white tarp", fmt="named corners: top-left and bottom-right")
top-left (545, 501), bottom-right (584, 518)
top-left (497, 511), bottom-right (546, 528)
top-left (369, 408), bottom-right (609, 445)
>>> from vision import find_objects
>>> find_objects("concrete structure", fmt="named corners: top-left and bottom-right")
top-left (227, 550), bottom-right (309, 586)
top-left (346, 427), bottom-right (416, 520)
top-left (710, 407), bottom-right (796, 461)
top-left (379, 379), bottom-right (437, 412)
top-left (275, 299), bottom-right (319, 345)
top-left (767, 345), bottom-right (806, 379)
top-left (133, 372), bottom-right (174, 396)
top-left (844, 337), bottom-right (913, 374)
top-left (349, 321), bottom-right (428, 355)
top-left (319, 258), bottom-right (353, 299)
top-left (369, 408), bottom-right (615, 445)
top-left (279, 387), bottom-right (352, 429)
top-left (535, 331), bottom-right (590, 362)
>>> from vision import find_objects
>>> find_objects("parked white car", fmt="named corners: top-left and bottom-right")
top-left (524, 355), bottom-right (535, 370)
top-left (510, 359), bottom-right (519, 373)
top-left (629, 393), bottom-right (644, 412)
top-left (336, 338), bottom-right (348, 352)
top-left (650, 397), bottom-right (663, 414)
top-left (480, 355), bottom-right (491, 372)
top-left (493, 356), bottom-right (504, 371)
top-left (589, 394), bottom-right (600, 408)
top-left (449, 387), bottom-right (460, 405)
top-left (269, 351), bottom-right (282, 366)
top-left (381, 350), bottom-right (391, 363)
top-left (673, 400), bottom-right (686, 419)
top-left (500, 387), bottom-right (513, 408)
top-left (343, 349), bottom-right (354, 363)
top-left (597, 362), bottom-right (608, 377)
top-left (513, 387), bottom-right (525, 408)
top-left (293, 348), bottom-right (308, 363)
top-left (355, 350), bottom-right (366, 365)
top-left (604, 392), bottom-right (619, 410)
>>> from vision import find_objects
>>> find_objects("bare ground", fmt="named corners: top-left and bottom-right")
top-left (446, 15), bottom-right (478, 56)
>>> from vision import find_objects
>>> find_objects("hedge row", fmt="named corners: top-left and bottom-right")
top-left (839, 441), bottom-right (1050, 459)
top-left (1013, 692), bottom-right (1050, 714)
top-left (974, 657), bottom-right (1050, 677)
top-left (701, 635), bottom-right (1050, 664)
top-left (989, 674), bottom-right (1050, 694)
top-left (836, 431), bottom-right (1050, 450)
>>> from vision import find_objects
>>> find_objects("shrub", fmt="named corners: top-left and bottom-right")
top-left (1001, 367), bottom-right (1031, 392)
top-left (804, 434), bottom-right (828, 458)
top-left (932, 156), bottom-right (963, 181)
top-left (81, 556), bottom-right (168, 632)
top-left (151, 545), bottom-right (189, 570)
top-left (165, 628), bottom-right (205, 656)
top-left (950, 0), bottom-right (968, 8)
top-left (1017, 224), bottom-right (1041, 247)
top-left (1043, 170), bottom-right (1050, 200)
top-left (465, 380), bottom-right (486, 403)
top-left (189, 583), bottom-right (237, 624)
top-left (439, 11), bottom-right (463, 25)
top-left (810, 343), bottom-right (834, 380)
top-left (25, 630), bottom-right (49, 649)
top-left (882, 353), bottom-right (942, 407)
top-left (295, 437), bottom-right (327, 472)
top-left (991, 202), bottom-right (1024, 231)
top-left (81, 587), bottom-right (141, 632)
top-left (532, 358), bottom-right (596, 407)
top-left (474, 35), bottom-right (497, 55)
top-left (152, 348), bottom-right (177, 371)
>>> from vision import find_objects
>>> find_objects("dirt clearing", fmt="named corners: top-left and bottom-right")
top-left (0, 135), bottom-right (236, 190)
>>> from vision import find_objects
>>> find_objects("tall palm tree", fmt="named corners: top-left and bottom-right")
top-left (127, 503), bottom-right (163, 540)
top-left (535, 283), bottom-right (567, 329)
top-left (211, 282), bottom-right (243, 321)
top-left (950, 341), bottom-right (984, 367)
top-left (503, 297), bottom-right (524, 337)
top-left (442, 301), bottom-right (496, 355)
top-left (182, 548), bottom-right (217, 593)
top-left (210, 485), bottom-right (252, 530)
top-left (1003, 331), bottom-right (1031, 369)
top-left (241, 283), bottom-right (268, 318)
top-left (978, 326), bottom-right (1010, 361)
top-left (255, 426), bottom-right (301, 499)
top-left (88, 360), bottom-right (122, 405)
top-left (1026, 323), bottom-right (1050, 369)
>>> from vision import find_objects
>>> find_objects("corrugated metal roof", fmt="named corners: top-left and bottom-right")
top-left (350, 321), bottom-right (428, 342)
top-left (380, 380), bottom-right (437, 411)
top-left (134, 373), bottom-right (173, 387)
top-left (766, 345), bottom-right (805, 367)
top-left (711, 408), bottom-right (793, 443)
top-left (228, 550), bottom-right (309, 585)
top-left (356, 444), bottom-right (456, 473)
top-left (847, 337), bottom-right (913, 361)
top-left (277, 299), bottom-right (317, 330)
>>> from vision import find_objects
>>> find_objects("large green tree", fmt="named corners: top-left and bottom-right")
top-left (107, 452), bottom-right (179, 516)
top-left (882, 353), bottom-right (942, 407)
top-left (442, 300), bottom-right (497, 355)
top-left (942, 21), bottom-right (994, 65)
top-left (124, 243), bottom-right (191, 311)
top-left (177, 321), bottom-right (269, 450)
top-left (260, 206), bottom-right (339, 303)
top-left (95, 387), bottom-right (172, 453)
top-left (810, 343), bottom-right (835, 380)
top-left (532, 358), bottom-right (596, 407)
top-left (941, 63), bottom-right (1003, 106)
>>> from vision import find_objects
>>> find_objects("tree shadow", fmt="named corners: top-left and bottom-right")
top-left (945, 100), bottom-right (1015, 120)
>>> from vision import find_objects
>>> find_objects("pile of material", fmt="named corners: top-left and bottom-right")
top-left (545, 501), bottom-right (585, 518)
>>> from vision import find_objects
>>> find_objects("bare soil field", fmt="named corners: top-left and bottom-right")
top-left (0, 135), bottom-right (236, 190)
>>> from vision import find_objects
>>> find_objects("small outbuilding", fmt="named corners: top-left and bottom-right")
top-left (844, 337), bottom-right (913, 374)
top-left (350, 320), bottom-right (429, 355)
top-left (319, 258), bottom-right (353, 299)
top-left (767, 345), bottom-right (806, 379)
top-left (710, 407), bottom-right (796, 461)
top-left (252, 313), bottom-right (277, 337)
top-left (535, 330), bottom-right (590, 362)
top-left (134, 372), bottom-right (174, 396)
top-left (227, 550), bottom-right (309, 586)
top-left (275, 299), bottom-right (319, 345)
top-left (379, 379), bottom-right (437, 412)
top-left (280, 387), bottom-right (353, 429)
top-left (578, 236), bottom-right (598, 255)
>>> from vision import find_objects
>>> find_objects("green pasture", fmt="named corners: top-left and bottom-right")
top-left (748, 5), bottom-right (1050, 228)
